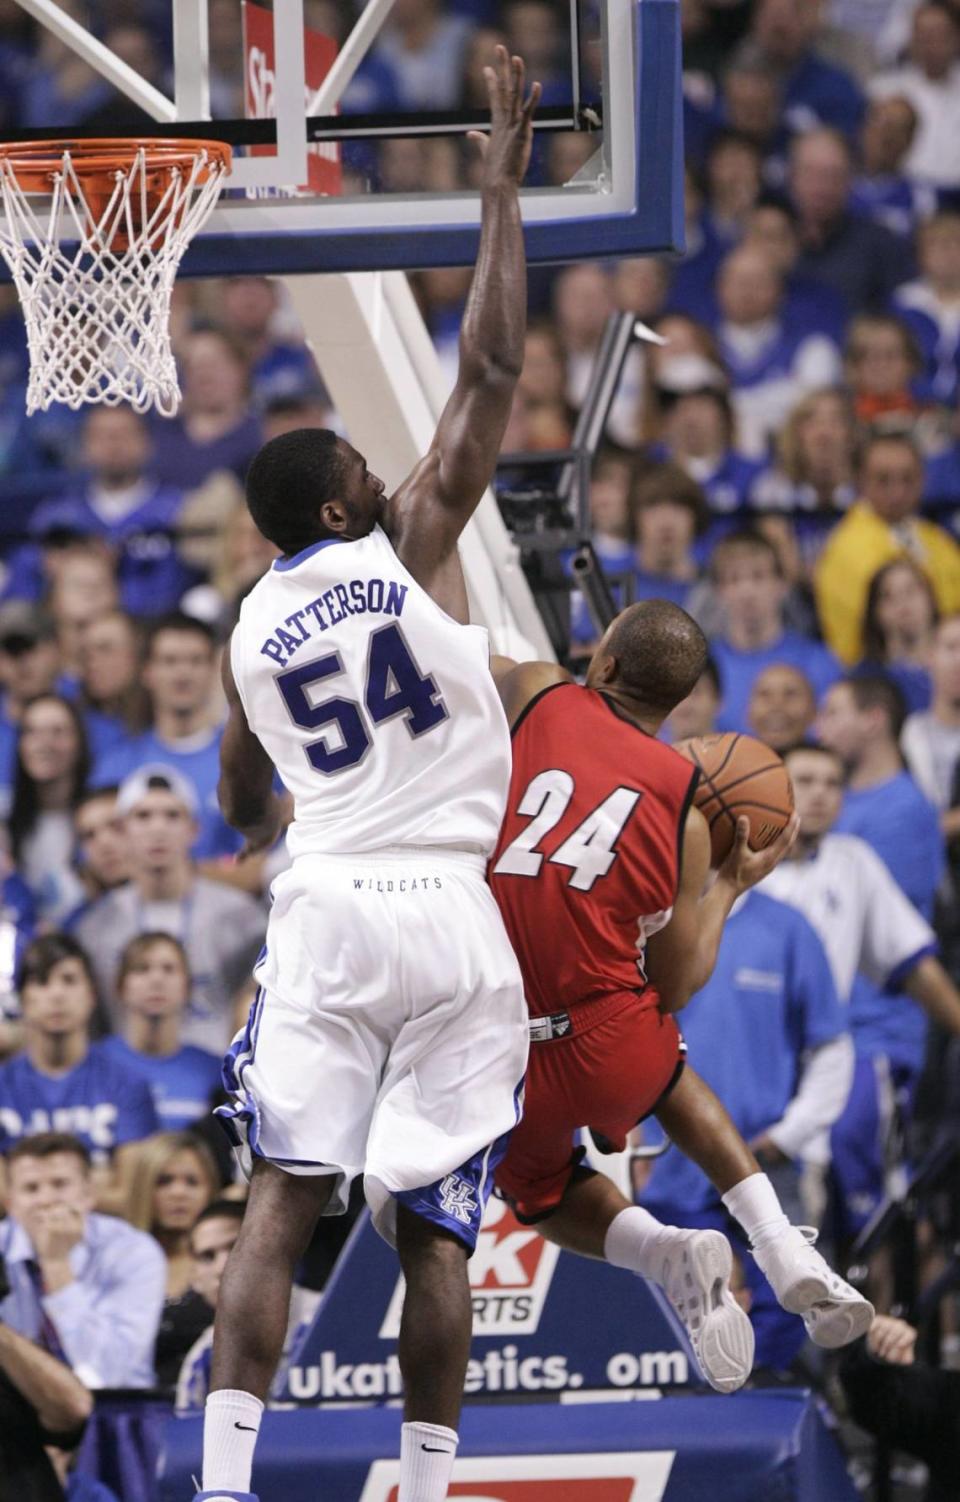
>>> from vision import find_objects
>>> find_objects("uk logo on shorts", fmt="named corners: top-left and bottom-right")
top-left (380, 1196), bottom-right (560, 1338)
top-left (439, 1172), bottom-right (479, 1226)
top-left (358, 1451), bottom-right (678, 1502)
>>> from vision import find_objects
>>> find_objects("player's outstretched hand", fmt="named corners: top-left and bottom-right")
top-left (716, 812), bottom-right (800, 894)
top-left (468, 44), bottom-right (541, 189)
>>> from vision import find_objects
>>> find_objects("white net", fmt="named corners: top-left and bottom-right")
top-left (0, 141), bottom-right (230, 416)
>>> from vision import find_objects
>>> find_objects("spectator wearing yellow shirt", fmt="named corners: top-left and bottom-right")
top-left (815, 433), bottom-right (960, 664)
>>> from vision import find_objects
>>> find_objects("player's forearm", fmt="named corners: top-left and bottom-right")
top-left (218, 764), bottom-right (276, 834)
top-left (687, 876), bottom-right (741, 1000)
top-left (0, 1323), bottom-right (92, 1432)
top-left (459, 184), bottom-right (525, 382)
top-left (905, 956), bottom-right (960, 1035)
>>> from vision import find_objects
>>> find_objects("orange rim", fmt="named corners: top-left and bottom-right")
top-left (0, 137), bottom-right (232, 195)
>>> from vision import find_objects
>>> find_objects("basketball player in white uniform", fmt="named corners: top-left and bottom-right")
top-left (196, 52), bottom-right (540, 1502)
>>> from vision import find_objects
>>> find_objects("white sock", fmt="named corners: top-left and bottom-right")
top-left (722, 1173), bottom-right (790, 1251)
top-left (202, 1388), bottom-right (264, 1493)
top-left (603, 1206), bottom-right (672, 1281)
top-left (398, 1421), bottom-right (459, 1502)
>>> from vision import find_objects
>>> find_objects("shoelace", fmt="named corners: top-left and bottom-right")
top-left (794, 1226), bottom-right (857, 1299)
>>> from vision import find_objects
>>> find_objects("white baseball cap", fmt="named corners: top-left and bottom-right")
top-left (116, 763), bottom-right (200, 819)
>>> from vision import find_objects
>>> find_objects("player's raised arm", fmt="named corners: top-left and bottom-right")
top-left (386, 47), bottom-right (539, 610)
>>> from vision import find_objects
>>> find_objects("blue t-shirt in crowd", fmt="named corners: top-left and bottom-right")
top-left (149, 413), bottom-right (263, 491)
top-left (0, 1042), bottom-right (159, 1161)
top-left (5, 483), bottom-right (198, 617)
top-left (925, 443), bottom-right (960, 532)
top-left (713, 630), bottom-right (842, 733)
top-left (647, 443), bottom-right (763, 520)
top-left (834, 772), bottom-right (944, 1069)
top-left (782, 53), bottom-right (864, 138)
top-left (571, 568), bottom-right (694, 645)
top-left (81, 705), bottom-right (132, 763)
top-left (851, 659), bottom-right (932, 717)
top-left (92, 728), bottom-right (242, 860)
top-left (850, 174), bottom-right (934, 240)
top-left (98, 1035), bottom-right (221, 1131)
top-left (642, 892), bottom-right (844, 1215)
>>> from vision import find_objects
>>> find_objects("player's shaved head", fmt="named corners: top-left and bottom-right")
top-left (587, 600), bottom-right (708, 715)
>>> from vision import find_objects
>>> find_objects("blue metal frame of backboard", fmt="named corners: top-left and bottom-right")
top-left (178, 0), bottom-right (684, 276)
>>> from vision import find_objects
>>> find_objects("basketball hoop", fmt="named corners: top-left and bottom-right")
top-left (0, 138), bottom-right (231, 417)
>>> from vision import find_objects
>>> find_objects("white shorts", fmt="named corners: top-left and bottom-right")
top-left (217, 848), bottom-right (528, 1248)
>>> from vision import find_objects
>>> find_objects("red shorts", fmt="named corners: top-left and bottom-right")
top-left (495, 990), bottom-right (684, 1222)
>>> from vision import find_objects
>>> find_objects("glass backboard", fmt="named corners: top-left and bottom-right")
top-left (1, 0), bottom-right (684, 274)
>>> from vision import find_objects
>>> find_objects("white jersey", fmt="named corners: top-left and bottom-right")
top-left (231, 526), bottom-right (511, 859)
top-left (760, 833), bottom-right (934, 1004)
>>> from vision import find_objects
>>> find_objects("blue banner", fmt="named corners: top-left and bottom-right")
top-left (280, 1204), bottom-right (697, 1403)
top-left (159, 1391), bottom-right (859, 1502)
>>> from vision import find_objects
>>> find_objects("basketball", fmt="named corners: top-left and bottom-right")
top-left (674, 732), bottom-right (794, 867)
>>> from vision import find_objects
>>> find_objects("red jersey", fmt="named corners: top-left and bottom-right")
top-left (489, 682), bottom-right (698, 1015)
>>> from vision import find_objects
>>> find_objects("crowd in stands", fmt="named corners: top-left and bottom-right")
top-left (2, 0), bottom-right (960, 1496)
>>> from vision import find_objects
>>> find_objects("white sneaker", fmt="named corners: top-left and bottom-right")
top-left (656, 1228), bottom-right (755, 1394)
top-left (752, 1225), bottom-right (874, 1349)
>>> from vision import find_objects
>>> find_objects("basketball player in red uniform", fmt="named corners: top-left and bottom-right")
top-left (490, 601), bottom-right (873, 1391)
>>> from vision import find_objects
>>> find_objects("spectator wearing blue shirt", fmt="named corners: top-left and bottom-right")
top-left (924, 401), bottom-right (960, 515)
top-left (100, 934), bottom-right (221, 1133)
top-left (734, 199), bottom-right (851, 347)
top-left (0, 871), bottom-right (36, 1047)
top-left (892, 213), bottom-right (960, 410)
top-left (73, 767), bottom-right (267, 1054)
top-left (628, 466), bottom-right (708, 612)
top-left (68, 787), bottom-right (131, 931)
top-left (709, 529), bottom-right (842, 732)
top-left (0, 935), bottom-right (158, 1209)
top-left (74, 611), bottom-right (148, 765)
top-left (745, 0), bottom-right (865, 140)
top-left (374, 0), bottom-right (474, 111)
top-left (5, 407), bottom-right (199, 619)
top-left (572, 465), bottom-right (707, 646)
top-left (8, 695), bottom-right (90, 928)
top-left (790, 129), bottom-right (915, 315)
top-left (150, 331), bottom-right (263, 493)
top-left (818, 674), bottom-right (946, 1229)
top-left (641, 889), bottom-right (852, 1368)
top-left (0, 1132), bottom-right (165, 1389)
top-left (650, 355), bottom-right (765, 538)
top-left (763, 743), bottom-right (960, 1240)
top-left (712, 243), bottom-right (842, 459)
top-left (91, 612), bottom-right (240, 862)
top-left (581, 448), bottom-right (634, 580)
top-left (216, 278), bottom-right (323, 411)
top-left (0, 603), bottom-right (69, 816)
top-left (851, 96), bottom-right (935, 240)
top-left (666, 175), bottom-right (727, 326)
top-left (859, 558), bottom-right (938, 716)
top-left (702, 131), bottom-right (763, 250)
top-left (718, 56), bottom-right (786, 191)
top-left (748, 387), bottom-right (857, 578)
